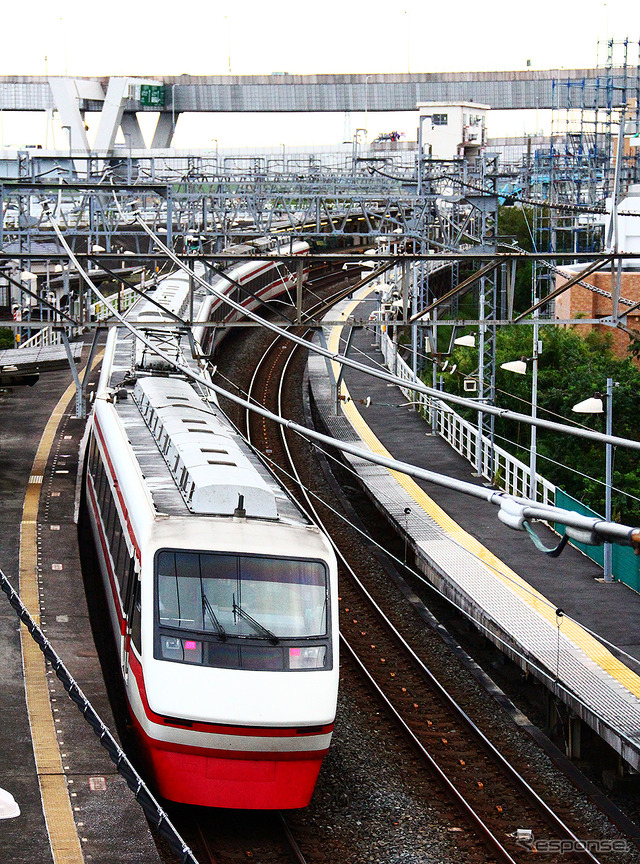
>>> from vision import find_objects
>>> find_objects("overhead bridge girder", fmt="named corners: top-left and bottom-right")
top-left (4, 69), bottom-right (634, 117)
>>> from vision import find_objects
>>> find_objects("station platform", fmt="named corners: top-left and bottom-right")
top-left (0, 347), bottom-right (161, 863)
top-left (308, 285), bottom-right (640, 770)
top-left (0, 341), bottom-right (83, 386)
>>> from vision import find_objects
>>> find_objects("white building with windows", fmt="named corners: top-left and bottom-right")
top-left (417, 102), bottom-right (489, 160)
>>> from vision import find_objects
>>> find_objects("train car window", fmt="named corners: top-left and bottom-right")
top-left (100, 486), bottom-right (110, 526)
top-left (239, 556), bottom-right (327, 638)
top-left (116, 535), bottom-right (129, 593)
top-left (93, 455), bottom-right (102, 498)
top-left (105, 493), bottom-right (117, 545)
top-left (88, 436), bottom-right (98, 474)
top-left (130, 581), bottom-right (142, 654)
top-left (96, 460), bottom-right (108, 510)
top-left (154, 551), bottom-right (330, 671)
top-left (94, 441), bottom-right (102, 476)
top-left (112, 518), bottom-right (123, 564)
top-left (111, 531), bottom-right (121, 578)
top-left (123, 557), bottom-right (136, 614)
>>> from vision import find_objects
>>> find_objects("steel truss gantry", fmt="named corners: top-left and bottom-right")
top-left (0, 149), bottom-right (509, 255)
top-left (2, 140), bottom-right (636, 482)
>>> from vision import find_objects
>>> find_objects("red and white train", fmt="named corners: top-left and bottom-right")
top-left (83, 248), bottom-right (339, 809)
top-left (192, 238), bottom-right (310, 354)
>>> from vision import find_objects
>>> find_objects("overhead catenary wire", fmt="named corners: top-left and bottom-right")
top-left (124, 211), bottom-right (640, 454)
top-left (43, 205), bottom-right (640, 548)
top-left (36, 208), bottom-right (640, 770)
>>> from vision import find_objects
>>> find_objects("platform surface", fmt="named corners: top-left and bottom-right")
top-left (309, 287), bottom-right (640, 768)
top-left (0, 343), bottom-right (161, 863)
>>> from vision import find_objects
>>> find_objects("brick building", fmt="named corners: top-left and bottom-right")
top-left (554, 184), bottom-right (640, 361)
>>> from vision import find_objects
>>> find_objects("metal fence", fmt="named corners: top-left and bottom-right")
top-left (555, 490), bottom-right (640, 591)
top-left (380, 330), bottom-right (556, 506)
top-left (17, 286), bottom-right (139, 351)
top-left (19, 326), bottom-right (63, 351)
top-left (90, 286), bottom-right (138, 321)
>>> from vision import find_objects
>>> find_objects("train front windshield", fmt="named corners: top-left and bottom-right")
top-left (154, 550), bottom-right (331, 671)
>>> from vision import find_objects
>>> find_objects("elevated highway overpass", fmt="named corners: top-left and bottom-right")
top-left (0, 69), bottom-right (632, 153)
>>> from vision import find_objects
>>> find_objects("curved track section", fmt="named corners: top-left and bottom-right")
top-left (238, 295), bottom-right (631, 864)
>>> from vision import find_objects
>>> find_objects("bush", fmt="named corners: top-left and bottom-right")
top-left (0, 328), bottom-right (14, 349)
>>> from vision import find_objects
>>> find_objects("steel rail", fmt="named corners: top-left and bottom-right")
top-left (195, 821), bottom-right (219, 864)
top-left (244, 277), bottom-right (355, 438)
top-left (269, 332), bottom-right (604, 864)
top-left (278, 813), bottom-right (309, 864)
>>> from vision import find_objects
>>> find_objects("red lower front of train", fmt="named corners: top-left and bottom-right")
top-left (147, 737), bottom-right (325, 809)
top-left (126, 659), bottom-right (331, 808)
top-left (129, 714), bottom-right (329, 808)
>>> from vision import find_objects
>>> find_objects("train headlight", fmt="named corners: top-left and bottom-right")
top-left (289, 646), bottom-right (327, 670)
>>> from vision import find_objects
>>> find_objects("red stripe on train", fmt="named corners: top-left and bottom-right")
top-left (93, 416), bottom-right (142, 561)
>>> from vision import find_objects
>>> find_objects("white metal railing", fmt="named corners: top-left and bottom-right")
top-left (380, 330), bottom-right (555, 506)
top-left (91, 286), bottom-right (138, 321)
top-left (19, 326), bottom-right (63, 350)
top-left (18, 286), bottom-right (140, 349)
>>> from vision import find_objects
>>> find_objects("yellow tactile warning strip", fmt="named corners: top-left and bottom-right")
top-left (329, 287), bottom-right (640, 702)
top-left (19, 353), bottom-right (102, 864)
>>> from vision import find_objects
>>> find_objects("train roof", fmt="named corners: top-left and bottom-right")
top-left (133, 376), bottom-right (277, 518)
top-left (101, 325), bottom-right (308, 526)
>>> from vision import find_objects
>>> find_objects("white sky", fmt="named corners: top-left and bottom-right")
top-left (0, 0), bottom-right (637, 148)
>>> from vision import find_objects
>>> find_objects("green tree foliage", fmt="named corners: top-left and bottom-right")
top-left (443, 326), bottom-right (640, 526)
top-left (0, 327), bottom-right (14, 349)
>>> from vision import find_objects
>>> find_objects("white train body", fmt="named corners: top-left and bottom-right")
top-left (84, 247), bottom-right (339, 809)
top-left (191, 239), bottom-right (310, 353)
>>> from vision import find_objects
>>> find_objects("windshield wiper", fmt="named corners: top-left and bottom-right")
top-left (202, 593), bottom-right (226, 640)
top-left (233, 598), bottom-right (279, 645)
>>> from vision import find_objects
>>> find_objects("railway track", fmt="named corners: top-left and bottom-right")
top-left (177, 809), bottom-right (308, 864)
top-left (230, 288), bottom-right (635, 864)
top-left (162, 272), bottom-right (363, 864)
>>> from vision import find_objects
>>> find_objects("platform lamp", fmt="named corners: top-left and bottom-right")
top-left (453, 333), bottom-right (476, 348)
top-left (572, 379), bottom-right (614, 583)
top-left (452, 333), bottom-right (490, 474)
top-left (500, 352), bottom-right (539, 500)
